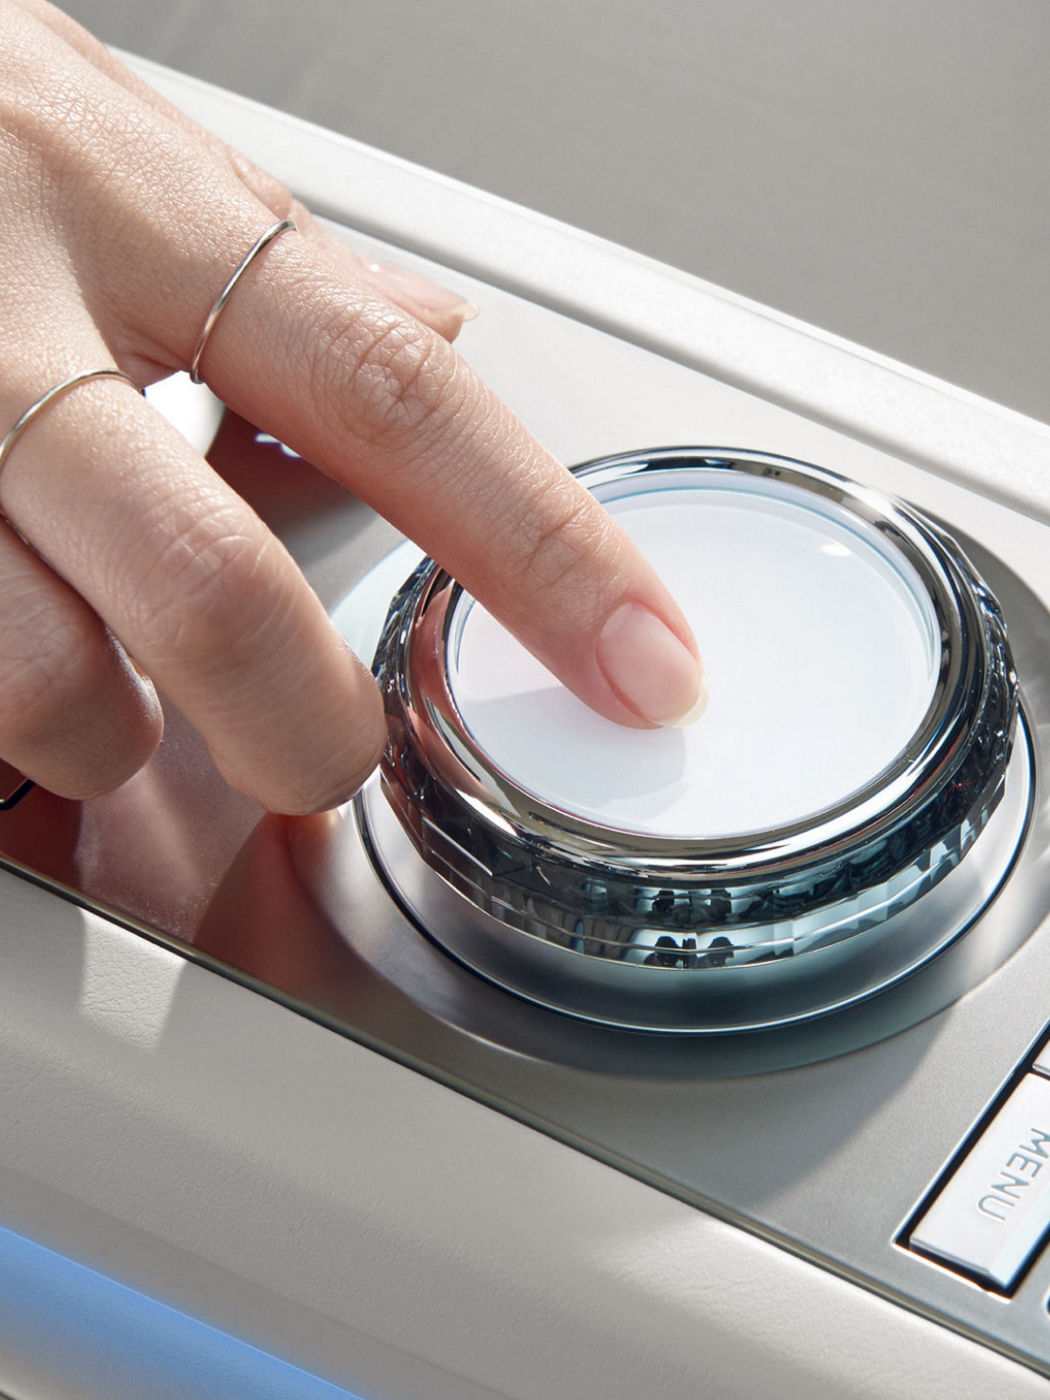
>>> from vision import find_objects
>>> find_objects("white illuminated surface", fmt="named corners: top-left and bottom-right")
top-left (449, 477), bottom-right (941, 838)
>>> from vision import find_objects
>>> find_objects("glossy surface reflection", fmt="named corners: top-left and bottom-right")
top-left (365, 450), bottom-right (1025, 1031)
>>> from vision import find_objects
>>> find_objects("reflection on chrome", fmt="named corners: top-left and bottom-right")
top-left (362, 450), bottom-right (1031, 1032)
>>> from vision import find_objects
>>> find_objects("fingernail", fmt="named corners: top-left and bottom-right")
top-left (665, 675), bottom-right (709, 726)
top-left (596, 603), bottom-right (705, 726)
top-left (362, 261), bottom-right (480, 323)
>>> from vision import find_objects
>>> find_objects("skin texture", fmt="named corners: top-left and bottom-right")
top-left (0, 0), bottom-right (703, 813)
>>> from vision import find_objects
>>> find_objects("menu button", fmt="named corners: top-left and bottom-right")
top-left (910, 1076), bottom-right (1050, 1289)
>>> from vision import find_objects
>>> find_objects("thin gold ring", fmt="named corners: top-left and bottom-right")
top-left (189, 218), bottom-right (297, 384)
top-left (0, 369), bottom-right (140, 475)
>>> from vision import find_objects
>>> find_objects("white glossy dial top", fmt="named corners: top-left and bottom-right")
top-left (449, 474), bottom-right (941, 838)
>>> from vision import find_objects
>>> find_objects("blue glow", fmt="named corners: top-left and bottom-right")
top-left (0, 1222), bottom-right (369, 1399)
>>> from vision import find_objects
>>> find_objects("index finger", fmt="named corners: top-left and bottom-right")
top-left (199, 237), bottom-right (706, 729)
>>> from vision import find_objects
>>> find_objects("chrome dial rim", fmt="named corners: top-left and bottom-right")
top-left (364, 449), bottom-right (1025, 1030)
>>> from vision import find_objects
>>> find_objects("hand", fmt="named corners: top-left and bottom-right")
top-left (0, 0), bottom-right (704, 813)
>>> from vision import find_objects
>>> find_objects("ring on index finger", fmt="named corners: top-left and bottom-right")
top-left (189, 218), bottom-right (298, 385)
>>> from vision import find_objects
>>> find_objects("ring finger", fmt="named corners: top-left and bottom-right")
top-left (0, 366), bottom-right (385, 812)
top-left (0, 510), bottom-right (161, 798)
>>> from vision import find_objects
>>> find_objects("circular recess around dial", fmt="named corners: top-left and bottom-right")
top-left (358, 449), bottom-right (1029, 1033)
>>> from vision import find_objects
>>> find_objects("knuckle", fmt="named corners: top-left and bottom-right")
top-left (123, 507), bottom-right (277, 671)
top-left (514, 484), bottom-right (607, 599)
top-left (317, 305), bottom-right (460, 454)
